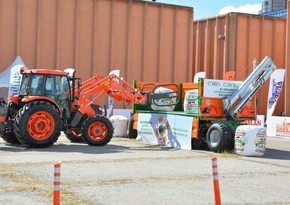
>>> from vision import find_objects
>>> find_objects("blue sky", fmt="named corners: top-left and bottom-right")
top-left (149, 0), bottom-right (263, 20)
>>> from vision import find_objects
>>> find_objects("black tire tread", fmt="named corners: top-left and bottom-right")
top-left (127, 115), bottom-right (137, 139)
top-left (0, 131), bottom-right (19, 144)
top-left (81, 115), bottom-right (113, 146)
top-left (64, 130), bottom-right (83, 143)
top-left (206, 122), bottom-right (233, 152)
top-left (14, 101), bottom-right (61, 148)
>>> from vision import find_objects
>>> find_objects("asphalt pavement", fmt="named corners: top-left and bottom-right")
top-left (0, 134), bottom-right (289, 205)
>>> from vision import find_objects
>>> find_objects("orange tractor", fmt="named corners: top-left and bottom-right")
top-left (0, 68), bottom-right (179, 148)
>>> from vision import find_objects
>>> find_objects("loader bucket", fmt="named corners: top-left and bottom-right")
top-left (133, 81), bottom-right (182, 113)
top-left (145, 84), bottom-right (180, 107)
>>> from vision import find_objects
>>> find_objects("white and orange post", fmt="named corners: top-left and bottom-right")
top-left (212, 156), bottom-right (221, 205)
top-left (53, 162), bottom-right (61, 205)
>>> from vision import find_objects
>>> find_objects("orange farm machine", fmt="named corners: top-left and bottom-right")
top-left (0, 68), bottom-right (179, 148)
top-left (129, 56), bottom-right (276, 152)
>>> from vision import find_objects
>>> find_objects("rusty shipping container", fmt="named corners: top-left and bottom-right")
top-left (285, 0), bottom-right (290, 115)
top-left (193, 13), bottom-right (287, 116)
top-left (0, 0), bottom-right (193, 108)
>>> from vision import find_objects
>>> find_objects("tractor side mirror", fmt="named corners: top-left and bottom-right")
top-left (20, 67), bottom-right (25, 74)
top-left (78, 80), bottom-right (81, 90)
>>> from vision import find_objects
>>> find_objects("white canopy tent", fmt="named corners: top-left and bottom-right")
top-left (0, 56), bottom-right (28, 87)
top-left (0, 56), bottom-right (28, 101)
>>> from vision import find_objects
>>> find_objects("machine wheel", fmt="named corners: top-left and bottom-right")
top-left (64, 129), bottom-right (83, 143)
top-left (191, 138), bottom-right (202, 149)
top-left (0, 131), bottom-right (19, 144)
top-left (127, 116), bottom-right (137, 139)
top-left (14, 101), bottom-right (61, 148)
top-left (0, 102), bottom-right (20, 144)
top-left (206, 123), bottom-right (233, 152)
top-left (81, 115), bottom-right (113, 146)
top-left (191, 127), bottom-right (207, 150)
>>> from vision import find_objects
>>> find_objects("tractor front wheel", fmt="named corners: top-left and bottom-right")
top-left (14, 101), bottom-right (61, 148)
top-left (81, 115), bottom-right (113, 146)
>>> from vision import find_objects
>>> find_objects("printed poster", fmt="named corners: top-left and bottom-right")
top-left (267, 116), bottom-right (290, 139)
top-left (244, 115), bottom-right (265, 127)
top-left (266, 69), bottom-right (285, 119)
top-left (8, 65), bottom-right (24, 99)
top-left (193, 71), bottom-right (206, 83)
top-left (136, 113), bottom-right (193, 150)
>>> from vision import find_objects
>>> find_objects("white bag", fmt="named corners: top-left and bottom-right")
top-left (151, 87), bottom-right (177, 112)
top-left (109, 115), bottom-right (128, 137)
top-left (235, 125), bottom-right (266, 156)
top-left (183, 89), bottom-right (199, 114)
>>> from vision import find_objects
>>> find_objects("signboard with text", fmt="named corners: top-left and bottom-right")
top-left (136, 113), bottom-right (193, 150)
top-left (203, 79), bottom-right (242, 98)
top-left (244, 115), bottom-right (265, 127)
top-left (267, 116), bottom-right (290, 138)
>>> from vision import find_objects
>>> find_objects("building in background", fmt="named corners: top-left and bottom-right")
top-left (0, 0), bottom-right (289, 116)
top-left (260, 0), bottom-right (287, 18)
top-left (0, 0), bottom-right (193, 109)
top-left (193, 12), bottom-right (287, 116)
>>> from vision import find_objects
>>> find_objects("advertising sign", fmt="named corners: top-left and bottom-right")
top-left (8, 65), bottom-right (24, 100)
top-left (193, 71), bottom-right (206, 83)
top-left (267, 116), bottom-right (290, 138)
top-left (136, 113), bottom-right (193, 150)
top-left (203, 79), bottom-right (242, 98)
top-left (266, 69), bottom-right (285, 118)
top-left (183, 89), bottom-right (199, 115)
top-left (244, 115), bottom-right (265, 127)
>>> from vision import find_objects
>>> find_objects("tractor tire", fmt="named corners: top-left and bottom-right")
top-left (64, 129), bottom-right (83, 143)
top-left (81, 115), bottom-right (113, 146)
top-left (0, 131), bottom-right (19, 144)
top-left (191, 127), bottom-right (207, 150)
top-left (191, 138), bottom-right (202, 150)
top-left (14, 101), bottom-right (61, 148)
top-left (0, 101), bottom-right (20, 144)
top-left (127, 116), bottom-right (137, 139)
top-left (206, 123), bottom-right (234, 152)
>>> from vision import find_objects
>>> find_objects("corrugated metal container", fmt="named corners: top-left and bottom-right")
top-left (285, 1), bottom-right (290, 115)
top-left (193, 13), bottom-right (287, 116)
top-left (0, 0), bottom-right (193, 108)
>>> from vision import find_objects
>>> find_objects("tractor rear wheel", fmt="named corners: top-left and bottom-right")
top-left (0, 131), bottom-right (19, 144)
top-left (81, 115), bottom-right (113, 146)
top-left (191, 138), bottom-right (203, 150)
top-left (64, 129), bottom-right (83, 143)
top-left (127, 115), bottom-right (137, 139)
top-left (206, 123), bottom-right (234, 152)
top-left (191, 127), bottom-right (206, 150)
top-left (0, 101), bottom-right (20, 144)
top-left (14, 101), bottom-right (61, 148)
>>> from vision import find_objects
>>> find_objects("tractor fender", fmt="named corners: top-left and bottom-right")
top-left (21, 96), bottom-right (62, 117)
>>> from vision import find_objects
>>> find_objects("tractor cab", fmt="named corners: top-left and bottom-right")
top-left (17, 69), bottom-right (73, 120)
top-left (19, 69), bottom-right (71, 101)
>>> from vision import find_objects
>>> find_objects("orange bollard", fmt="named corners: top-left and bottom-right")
top-left (212, 156), bottom-right (221, 205)
top-left (53, 162), bottom-right (61, 205)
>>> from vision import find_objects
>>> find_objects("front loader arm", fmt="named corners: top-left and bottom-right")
top-left (76, 74), bottom-right (148, 116)
top-left (70, 73), bottom-right (179, 127)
